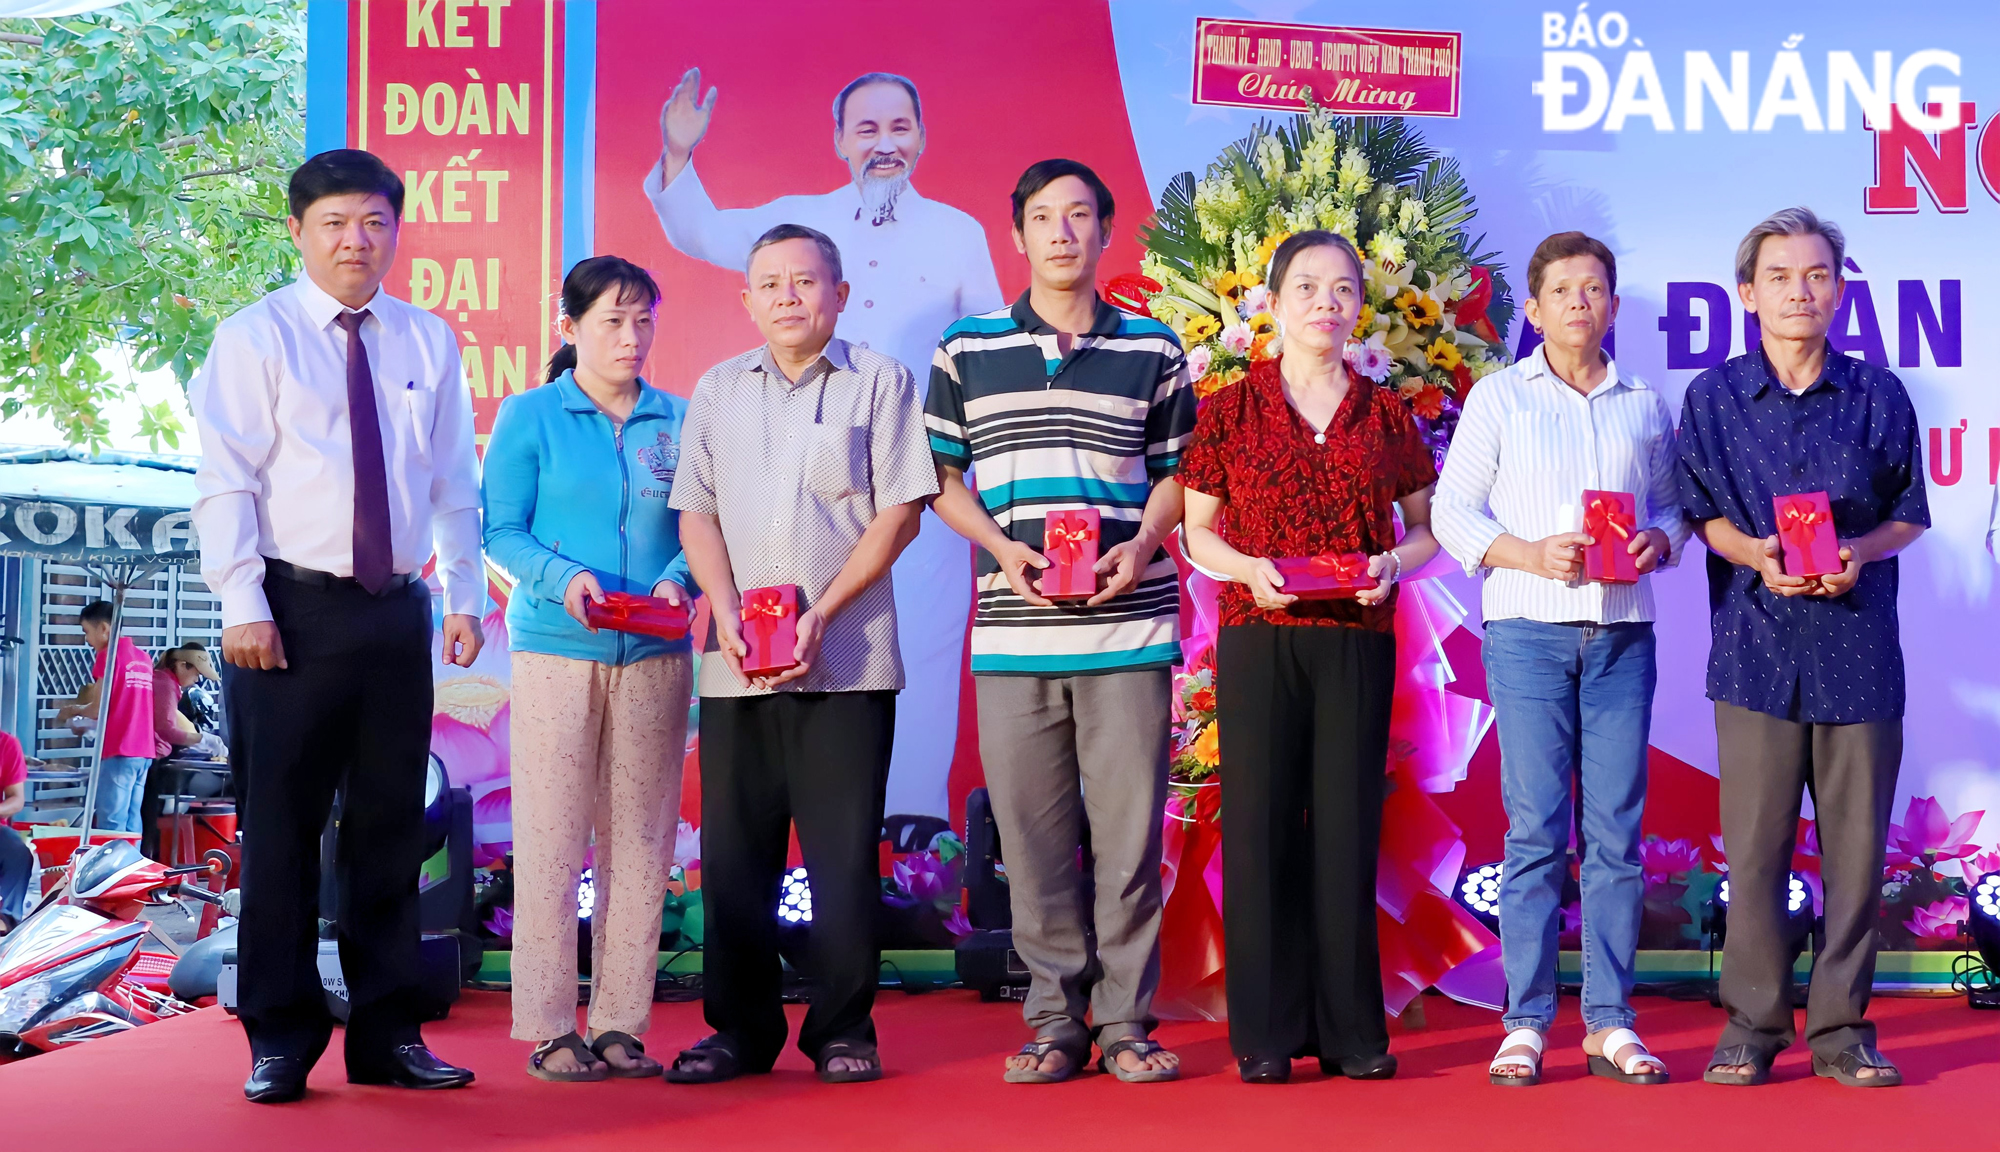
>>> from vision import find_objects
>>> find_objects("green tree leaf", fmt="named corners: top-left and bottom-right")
top-left (0, 0), bottom-right (302, 451)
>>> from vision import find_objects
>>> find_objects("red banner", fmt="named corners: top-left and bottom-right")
top-left (1191, 18), bottom-right (1461, 118)
top-left (349, 0), bottom-right (565, 441)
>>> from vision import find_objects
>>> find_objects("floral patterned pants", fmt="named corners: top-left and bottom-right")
top-left (508, 650), bottom-right (691, 1043)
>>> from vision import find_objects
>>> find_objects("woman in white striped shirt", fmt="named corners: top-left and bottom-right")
top-left (1431, 232), bottom-right (1689, 1089)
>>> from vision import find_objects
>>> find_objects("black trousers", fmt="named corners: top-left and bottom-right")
top-left (698, 691), bottom-right (894, 1068)
top-left (1216, 621), bottom-right (1395, 1062)
top-left (222, 573), bottom-right (433, 1064)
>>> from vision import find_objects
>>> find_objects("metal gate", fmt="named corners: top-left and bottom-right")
top-left (30, 561), bottom-right (221, 766)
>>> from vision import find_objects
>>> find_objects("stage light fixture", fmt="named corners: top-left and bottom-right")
top-left (1706, 870), bottom-right (1818, 1007)
top-left (778, 867), bottom-right (813, 925)
top-left (1714, 873), bottom-right (1810, 917)
top-left (1455, 861), bottom-right (1503, 928)
top-left (576, 868), bottom-right (596, 921)
top-left (1965, 871), bottom-right (2000, 1009)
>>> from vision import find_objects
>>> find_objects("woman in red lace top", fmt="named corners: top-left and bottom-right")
top-left (1181, 230), bottom-right (1439, 1084)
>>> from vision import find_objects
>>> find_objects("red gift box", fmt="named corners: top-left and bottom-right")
top-left (1272, 551), bottom-right (1374, 599)
top-left (1581, 490), bottom-right (1640, 584)
top-left (1042, 508), bottom-right (1101, 599)
top-left (738, 585), bottom-right (800, 677)
top-left (1774, 490), bottom-right (1841, 577)
top-left (583, 591), bottom-right (690, 639)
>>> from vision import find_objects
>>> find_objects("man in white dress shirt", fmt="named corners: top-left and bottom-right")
top-left (1431, 232), bottom-right (1687, 1088)
top-left (648, 68), bottom-right (1001, 824)
top-left (191, 150), bottom-right (484, 1104)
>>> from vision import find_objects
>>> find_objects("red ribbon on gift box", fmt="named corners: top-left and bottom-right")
top-left (1044, 518), bottom-right (1097, 563)
top-left (739, 588), bottom-right (791, 649)
top-left (1584, 497), bottom-right (1634, 542)
top-left (1777, 498), bottom-right (1827, 550)
top-left (1307, 552), bottom-right (1371, 582)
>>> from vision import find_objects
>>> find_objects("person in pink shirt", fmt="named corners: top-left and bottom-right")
top-left (0, 730), bottom-right (27, 933)
top-left (56, 601), bottom-right (156, 833)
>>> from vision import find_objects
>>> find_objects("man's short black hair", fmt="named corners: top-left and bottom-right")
top-left (79, 600), bottom-right (115, 626)
top-left (1010, 159), bottom-right (1114, 231)
top-left (747, 223), bottom-right (844, 283)
top-left (288, 149), bottom-right (405, 221)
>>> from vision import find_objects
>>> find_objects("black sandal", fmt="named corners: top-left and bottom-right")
top-left (1703, 1044), bottom-right (1775, 1086)
top-left (589, 1031), bottom-right (660, 1079)
top-left (1814, 1043), bottom-right (1902, 1088)
top-left (815, 1040), bottom-right (883, 1084)
top-left (665, 1035), bottom-right (744, 1085)
top-left (527, 1032), bottom-right (608, 1082)
top-left (1098, 1037), bottom-right (1179, 1083)
top-left (1003, 1035), bottom-right (1089, 1084)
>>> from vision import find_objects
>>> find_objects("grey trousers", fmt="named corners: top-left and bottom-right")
top-left (975, 669), bottom-right (1171, 1045)
top-left (1714, 701), bottom-right (1901, 1060)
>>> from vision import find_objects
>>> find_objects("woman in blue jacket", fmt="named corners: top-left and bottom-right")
top-left (484, 256), bottom-right (694, 1082)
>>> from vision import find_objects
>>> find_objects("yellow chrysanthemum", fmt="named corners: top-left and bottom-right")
top-left (1355, 302), bottom-right (1375, 332)
top-left (1396, 289), bottom-right (1442, 330)
top-left (1424, 335), bottom-right (1464, 371)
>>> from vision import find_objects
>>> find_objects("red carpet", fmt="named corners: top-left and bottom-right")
top-left (2, 991), bottom-right (1994, 1150)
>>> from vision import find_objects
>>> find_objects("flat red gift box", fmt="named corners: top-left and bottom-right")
top-left (1042, 508), bottom-right (1101, 599)
top-left (583, 591), bottom-right (690, 639)
top-left (738, 585), bottom-right (800, 677)
top-left (1273, 552), bottom-right (1373, 599)
top-left (1581, 490), bottom-right (1639, 584)
top-left (1773, 490), bottom-right (1840, 577)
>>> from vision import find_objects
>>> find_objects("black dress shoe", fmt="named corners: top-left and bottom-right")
top-left (1238, 1055), bottom-right (1291, 1084)
top-left (1325, 1053), bottom-right (1398, 1080)
top-left (347, 1043), bottom-right (476, 1089)
top-left (245, 1055), bottom-right (311, 1104)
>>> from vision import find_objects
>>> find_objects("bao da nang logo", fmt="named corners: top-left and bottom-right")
top-left (1533, 9), bottom-right (1960, 134)
top-left (1532, 8), bottom-right (2000, 215)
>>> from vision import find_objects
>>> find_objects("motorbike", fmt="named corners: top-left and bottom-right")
top-left (0, 839), bottom-right (230, 1060)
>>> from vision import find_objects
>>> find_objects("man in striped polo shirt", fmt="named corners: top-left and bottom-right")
top-left (926, 159), bottom-right (1193, 1084)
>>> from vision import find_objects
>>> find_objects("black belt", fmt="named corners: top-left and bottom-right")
top-left (264, 557), bottom-right (418, 594)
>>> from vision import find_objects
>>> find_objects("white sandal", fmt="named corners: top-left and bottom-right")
top-left (1587, 1027), bottom-right (1669, 1085)
top-left (1488, 1027), bottom-right (1544, 1087)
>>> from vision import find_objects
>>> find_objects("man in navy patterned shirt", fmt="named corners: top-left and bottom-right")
top-left (1677, 207), bottom-right (1928, 1089)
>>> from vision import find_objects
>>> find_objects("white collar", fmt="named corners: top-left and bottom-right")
top-left (1522, 343), bottom-right (1637, 393)
top-left (293, 275), bottom-right (383, 331)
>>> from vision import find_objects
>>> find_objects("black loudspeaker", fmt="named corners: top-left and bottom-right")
top-left (955, 929), bottom-right (1031, 1002)
top-left (963, 787), bottom-right (1011, 930)
top-left (320, 933), bottom-right (464, 1023)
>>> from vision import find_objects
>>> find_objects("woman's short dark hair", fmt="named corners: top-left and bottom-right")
top-left (1010, 159), bottom-right (1115, 231)
top-left (1527, 231), bottom-right (1617, 296)
top-left (288, 149), bottom-right (405, 221)
top-left (544, 255), bottom-right (662, 383)
top-left (1267, 230), bottom-right (1364, 295)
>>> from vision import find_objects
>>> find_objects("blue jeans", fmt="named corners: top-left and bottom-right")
top-left (1482, 619), bottom-right (1655, 1035)
top-left (94, 755), bottom-right (151, 834)
top-left (0, 828), bottom-right (31, 922)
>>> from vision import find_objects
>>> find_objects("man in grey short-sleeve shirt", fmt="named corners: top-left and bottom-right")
top-left (666, 223), bottom-right (936, 1084)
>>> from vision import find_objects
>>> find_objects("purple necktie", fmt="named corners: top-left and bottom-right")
top-left (336, 311), bottom-right (393, 594)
